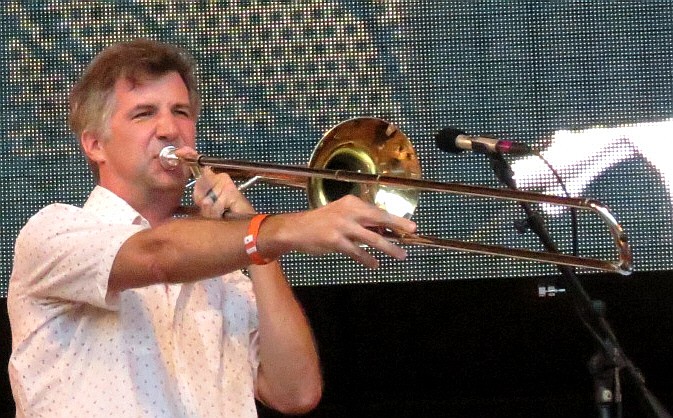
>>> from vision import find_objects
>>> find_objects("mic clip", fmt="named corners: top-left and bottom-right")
top-left (513, 213), bottom-right (546, 235)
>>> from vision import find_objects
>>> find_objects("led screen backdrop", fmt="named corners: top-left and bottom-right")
top-left (2, 1), bottom-right (672, 296)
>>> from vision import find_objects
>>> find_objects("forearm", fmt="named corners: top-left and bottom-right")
top-left (109, 216), bottom-right (253, 291)
top-left (250, 262), bottom-right (322, 414)
top-left (109, 194), bottom-right (417, 291)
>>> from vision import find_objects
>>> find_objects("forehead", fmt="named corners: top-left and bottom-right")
top-left (112, 71), bottom-right (191, 106)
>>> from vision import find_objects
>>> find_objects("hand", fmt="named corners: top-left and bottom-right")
top-left (262, 195), bottom-right (417, 269)
top-left (174, 146), bottom-right (255, 219)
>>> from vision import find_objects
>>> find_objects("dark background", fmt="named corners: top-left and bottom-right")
top-left (3, 270), bottom-right (673, 417)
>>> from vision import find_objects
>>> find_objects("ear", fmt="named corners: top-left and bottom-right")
top-left (80, 130), bottom-right (106, 165)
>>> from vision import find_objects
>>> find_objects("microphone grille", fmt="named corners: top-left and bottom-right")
top-left (435, 127), bottom-right (467, 154)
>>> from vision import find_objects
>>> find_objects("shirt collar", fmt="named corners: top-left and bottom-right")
top-left (83, 186), bottom-right (149, 227)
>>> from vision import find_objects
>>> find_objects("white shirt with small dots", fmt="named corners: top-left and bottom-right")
top-left (8, 186), bottom-right (260, 418)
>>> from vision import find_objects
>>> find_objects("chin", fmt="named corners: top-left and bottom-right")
top-left (165, 179), bottom-right (188, 193)
top-left (151, 175), bottom-right (188, 194)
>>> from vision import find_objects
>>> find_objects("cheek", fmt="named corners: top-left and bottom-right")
top-left (109, 122), bottom-right (147, 146)
top-left (180, 121), bottom-right (197, 146)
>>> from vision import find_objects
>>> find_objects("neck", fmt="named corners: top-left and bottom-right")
top-left (99, 182), bottom-right (184, 227)
top-left (134, 192), bottom-right (182, 227)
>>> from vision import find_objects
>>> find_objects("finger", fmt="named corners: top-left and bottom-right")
top-left (196, 194), bottom-right (222, 219)
top-left (348, 245), bottom-right (380, 269)
top-left (209, 176), bottom-right (254, 214)
top-left (373, 210), bottom-right (417, 236)
top-left (192, 170), bottom-right (227, 218)
top-left (334, 196), bottom-right (417, 235)
top-left (173, 146), bottom-right (199, 160)
top-left (192, 167), bottom-right (217, 203)
top-left (206, 181), bottom-right (233, 217)
top-left (206, 189), bottom-right (218, 204)
top-left (196, 170), bottom-right (256, 217)
top-left (328, 233), bottom-right (380, 269)
top-left (353, 227), bottom-right (408, 261)
top-left (200, 166), bottom-right (219, 183)
top-left (194, 168), bottom-right (232, 205)
top-left (201, 181), bottom-right (231, 218)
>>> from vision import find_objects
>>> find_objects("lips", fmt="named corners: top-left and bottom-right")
top-left (157, 145), bottom-right (180, 171)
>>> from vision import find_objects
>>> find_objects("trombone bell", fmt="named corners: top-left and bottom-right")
top-left (308, 118), bottom-right (422, 219)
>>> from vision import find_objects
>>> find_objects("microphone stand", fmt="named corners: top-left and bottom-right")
top-left (486, 151), bottom-right (670, 418)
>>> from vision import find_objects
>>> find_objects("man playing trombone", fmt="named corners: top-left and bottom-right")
top-left (7, 39), bottom-right (416, 418)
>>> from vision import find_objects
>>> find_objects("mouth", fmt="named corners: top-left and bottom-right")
top-left (158, 145), bottom-right (179, 170)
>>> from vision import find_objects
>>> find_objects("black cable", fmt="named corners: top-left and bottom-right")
top-left (532, 150), bottom-right (579, 259)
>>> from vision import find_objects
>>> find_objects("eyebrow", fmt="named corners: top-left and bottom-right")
top-left (125, 102), bottom-right (194, 116)
top-left (125, 104), bottom-right (156, 117)
top-left (173, 103), bottom-right (194, 112)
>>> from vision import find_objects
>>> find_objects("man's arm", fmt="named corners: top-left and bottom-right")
top-left (108, 215), bottom-right (252, 292)
top-left (109, 194), bottom-right (415, 292)
top-left (193, 167), bottom-right (321, 412)
top-left (248, 262), bottom-right (322, 414)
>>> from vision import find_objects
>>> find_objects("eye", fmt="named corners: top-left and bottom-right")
top-left (132, 110), bottom-right (153, 119)
top-left (174, 108), bottom-right (193, 118)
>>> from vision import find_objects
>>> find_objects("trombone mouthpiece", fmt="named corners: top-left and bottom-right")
top-left (159, 145), bottom-right (179, 170)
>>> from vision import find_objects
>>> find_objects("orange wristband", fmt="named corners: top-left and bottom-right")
top-left (243, 214), bottom-right (272, 265)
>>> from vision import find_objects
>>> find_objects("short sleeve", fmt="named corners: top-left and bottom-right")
top-left (11, 204), bottom-right (145, 310)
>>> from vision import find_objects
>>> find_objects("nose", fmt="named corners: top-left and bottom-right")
top-left (156, 111), bottom-right (179, 142)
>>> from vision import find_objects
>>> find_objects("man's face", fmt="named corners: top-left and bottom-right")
top-left (97, 71), bottom-right (196, 196)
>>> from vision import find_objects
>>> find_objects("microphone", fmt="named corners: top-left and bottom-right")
top-left (435, 127), bottom-right (534, 155)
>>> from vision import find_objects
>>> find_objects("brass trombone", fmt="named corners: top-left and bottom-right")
top-left (161, 117), bottom-right (633, 275)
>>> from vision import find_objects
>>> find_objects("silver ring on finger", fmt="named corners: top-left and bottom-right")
top-left (206, 189), bottom-right (218, 204)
